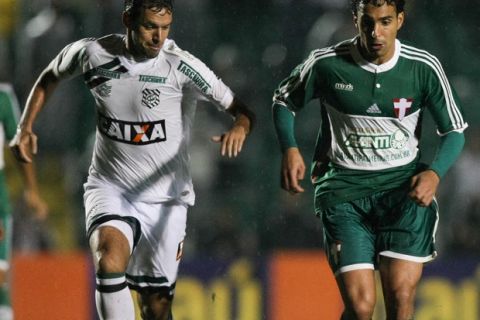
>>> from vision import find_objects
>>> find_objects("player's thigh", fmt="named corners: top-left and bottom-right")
top-left (89, 223), bottom-right (133, 272)
top-left (128, 201), bottom-right (187, 291)
top-left (376, 190), bottom-right (438, 262)
top-left (321, 199), bottom-right (376, 276)
top-left (379, 257), bottom-right (423, 291)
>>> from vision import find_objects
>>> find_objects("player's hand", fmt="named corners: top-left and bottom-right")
top-left (24, 189), bottom-right (49, 220)
top-left (408, 170), bottom-right (440, 206)
top-left (281, 147), bottom-right (305, 194)
top-left (211, 125), bottom-right (247, 158)
top-left (9, 128), bottom-right (38, 163)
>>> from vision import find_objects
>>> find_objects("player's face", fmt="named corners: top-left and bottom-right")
top-left (354, 2), bottom-right (404, 64)
top-left (128, 7), bottom-right (172, 59)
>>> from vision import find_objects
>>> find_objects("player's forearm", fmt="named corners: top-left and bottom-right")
top-left (228, 97), bottom-right (255, 134)
top-left (272, 103), bottom-right (297, 152)
top-left (18, 161), bottom-right (40, 193)
top-left (428, 131), bottom-right (465, 178)
top-left (18, 69), bottom-right (60, 131)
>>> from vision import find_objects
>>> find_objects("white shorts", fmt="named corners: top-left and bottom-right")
top-left (84, 177), bottom-right (187, 292)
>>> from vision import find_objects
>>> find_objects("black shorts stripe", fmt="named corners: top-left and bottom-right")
top-left (87, 214), bottom-right (141, 249)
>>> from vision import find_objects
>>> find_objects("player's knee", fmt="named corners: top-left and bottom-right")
top-left (90, 226), bottom-right (131, 273)
top-left (391, 286), bottom-right (415, 308)
top-left (349, 294), bottom-right (376, 319)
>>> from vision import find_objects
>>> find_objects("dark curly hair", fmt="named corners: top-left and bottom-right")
top-left (124, 0), bottom-right (174, 19)
top-left (350, 0), bottom-right (405, 16)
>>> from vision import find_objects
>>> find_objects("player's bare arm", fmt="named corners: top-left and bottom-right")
top-left (212, 97), bottom-right (255, 158)
top-left (9, 69), bottom-right (60, 163)
top-left (408, 169), bottom-right (440, 207)
top-left (281, 147), bottom-right (305, 194)
top-left (18, 161), bottom-right (49, 220)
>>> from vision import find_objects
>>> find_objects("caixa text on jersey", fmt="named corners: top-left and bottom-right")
top-left (98, 113), bottom-right (167, 145)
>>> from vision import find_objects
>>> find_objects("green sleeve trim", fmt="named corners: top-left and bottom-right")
top-left (428, 131), bottom-right (465, 178)
top-left (272, 104), bottom-right (297, 152)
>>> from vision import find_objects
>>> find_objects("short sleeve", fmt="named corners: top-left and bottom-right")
top-left (0, 83), bottom-right (20, 140)
top-left (48, 38), bottom-right (93, 81)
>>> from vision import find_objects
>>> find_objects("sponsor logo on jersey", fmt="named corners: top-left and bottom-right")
top-left (177, 61), bottom-right (211, 93)
top-left (142, 88), bottom-right (161, 109)
top-left (334, 82), bottom-right (354, 91)
top-left (344, 129), bottom-right (409, 150)
top-left (139, 75), bottom-right (167, 84)
top-left (90, 68), bottom-right (122, 79)
top-left (98, 113), bottom-right (166, 145)
top-left (393, 98), bottom-right (413, 120)
top-left (366, 103), bottom-right (382, 114)
top-left (84, 58), bottom-right (129, 89)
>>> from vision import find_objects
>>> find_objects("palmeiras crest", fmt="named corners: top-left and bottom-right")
top-left (142, 88), bottom-right (161, 109)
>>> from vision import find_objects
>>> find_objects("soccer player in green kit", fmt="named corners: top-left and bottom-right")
top-left (272, 1), bottom-right (467, 319)
top-left (0, 83), bottom-right (48, 319)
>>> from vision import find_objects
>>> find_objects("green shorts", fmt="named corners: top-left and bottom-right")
top-left (320, 188), bottom-right (438, 276)
top-left (0, 215), bottom-right (12, 271)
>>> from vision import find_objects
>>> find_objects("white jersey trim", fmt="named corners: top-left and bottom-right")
top-left (400, 45), bottom-right (467, 133)
top-left (351, 37), bottom-right (401, 73)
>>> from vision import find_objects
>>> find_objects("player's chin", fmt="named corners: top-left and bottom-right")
top-left (145, 50), bottom-right (160, 59)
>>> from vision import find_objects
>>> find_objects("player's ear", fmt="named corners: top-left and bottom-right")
top-left (396, 11), bottom-right (405, 30)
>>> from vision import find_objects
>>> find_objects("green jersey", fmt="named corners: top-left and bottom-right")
top-left (0, 83), bottom-right (20, 217)
top-left (273, 37), bottom-right (468, 210)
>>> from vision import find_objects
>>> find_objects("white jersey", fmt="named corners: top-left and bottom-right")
top-left (49, 35), bottom-right (234, 205)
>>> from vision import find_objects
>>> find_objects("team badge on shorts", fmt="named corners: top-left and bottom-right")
top-left (142, 88), bottom-right (161, 109)
top-left (330, 241), bottom-right (342, 265)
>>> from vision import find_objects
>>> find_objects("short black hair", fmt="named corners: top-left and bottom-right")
top-left (124, 0), bottom-right (174, 18)
top-left (350, 0), bottom-right (405, 16)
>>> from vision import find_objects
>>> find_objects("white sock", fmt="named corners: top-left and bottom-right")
top-left (0, 305), bottom-right (13, 320)
top-left (95, 273), bottom-right (135, 320)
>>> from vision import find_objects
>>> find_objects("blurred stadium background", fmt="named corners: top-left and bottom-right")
top-left (1, 0), bottom-right (479, 319)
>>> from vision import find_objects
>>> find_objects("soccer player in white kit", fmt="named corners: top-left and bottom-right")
top-left (10, 1), bottom-right (255, 319)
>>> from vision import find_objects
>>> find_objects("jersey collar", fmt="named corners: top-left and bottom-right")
top-left (350, 36), bottom-right (401, 73)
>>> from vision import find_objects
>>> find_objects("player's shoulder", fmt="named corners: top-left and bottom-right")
top-left (398, 39), bottom-right (443, 66)
top-left (306, 38), bottom-right (354, 64)
top-left (82, 34), bottom-right (124, 55)
top-left (162, 39), bottom-right (202, 65)
top-left (299, 38), bottom-right (354, 76)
